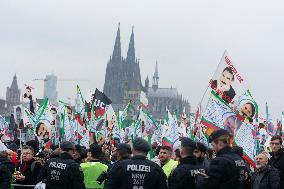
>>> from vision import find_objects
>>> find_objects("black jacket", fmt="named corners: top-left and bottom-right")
top-left (105, 155), bottom-right (168, 189)
top-left (270, 148), bottom-right (284, 189)
top-left (14, 159), bottom-right (42, 189)
top-left (0, 157), bottom-right (15, 189)
top-left (38, 152), bottom-right (85, 189)
top-left (198, 146), bottom-right (246, 189)
top-left (168, 156), bottom-right (206, 189)
top-left (251, 165), bottom-right (280, 189)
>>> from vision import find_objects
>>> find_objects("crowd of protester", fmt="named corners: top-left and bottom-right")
top-left (0, 129), bottom-right (283, 189)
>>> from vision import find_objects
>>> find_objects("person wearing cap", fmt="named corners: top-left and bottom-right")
top-left (102, 143), bottom-right (132, 187)
top-left (105, 137), bottom-right (168, 189)
top-left (38, 141), bottom-right (85, 189)
top-left (158, 146), bottom-right (178, 178)
top-left (194, 142), bottom-right (210, 169)
top-left (198, 129), bottom-right (247, 189)
top-left (80, 143), bottom-right (108, 189)
top-left (168, 137), bottom-right (206, 189)
top-left (114, 143), bottom-right (132, 162)
top-left (73, 144), bottom-right (83, 164)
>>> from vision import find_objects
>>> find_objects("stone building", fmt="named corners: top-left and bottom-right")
top-left (6, 74), bottom-right (21, 115)
top-left (103, 24), bottom-right (190, 119)
top-left (103, 24), bottom-right (142, 111)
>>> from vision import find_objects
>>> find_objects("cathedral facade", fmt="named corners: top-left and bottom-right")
top-left (103, 24), bottom-right (142, 111)
top-left (6, 74), bottom-right (21, 115)
top-left (103, 24), bottom-right (190, 119)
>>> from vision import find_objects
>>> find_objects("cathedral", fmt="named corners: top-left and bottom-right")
top-left (103, 24), bottom-right (142, 111)
top-left (6, 74), bottom-right (21, 114)
top-left (103, 24), bottom-right (190, 119)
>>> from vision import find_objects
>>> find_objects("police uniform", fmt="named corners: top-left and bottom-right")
top-left (105, 138), bottom-right (168, 189)
top-left (38, 142), bottom-right (85, 189)
top-left (168, 137), bottom-right (206, 189)
top-left (199, 129), bottom-right (247, 189)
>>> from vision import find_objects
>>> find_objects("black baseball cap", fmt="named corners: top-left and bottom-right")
top-left (180, 137), bottom-right (197, 149)
top-left (133, 138), bottom-right (150, 152)
top-left (209, 129), bottom-right (230, 143)
top-left (116, 143), bottom-right (131, 153)
top-left (61, 141), bottom-right (75, 151)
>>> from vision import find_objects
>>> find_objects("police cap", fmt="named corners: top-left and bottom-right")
top-left (209, 129), bottom-right (230, 143)
top-left (116, 143), bottom-right (131, 153)
top-left (133, 137), bottom-right (150, 152)
top-left (61, 141), bottom-right (75, 151)
top-left (196, 142), bottom-right (207, 152)
top-left (180, 137), bottom-right (197, 149)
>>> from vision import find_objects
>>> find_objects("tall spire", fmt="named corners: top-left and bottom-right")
top-left (154, 61), bottom-right (158, 78)
top-left (112, 22), bottom-right (122, 62)
top-left (152, 61), bottom-right (159, 91)
top-left (126, 26), bottom-right (135, 63)
top-left (11, 74), bottom-right (19, 90)
top-left (145, 75), bottom-right (149, 89)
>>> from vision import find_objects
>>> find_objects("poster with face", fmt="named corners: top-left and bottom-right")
top-left (35, 121), bottom-right (52, 144)
top-left (22, 85), bottom-right (35, 114)
top-left (202, 51), bottom-right (257, 125)
top-left (23, 86), bottom-right (32, 100)
top-left (199, 51), bottom-right (258, 166)
top-left (14, 105), bottom-right (23, 126)
top-left (34, 103), bottom-right (58, 148)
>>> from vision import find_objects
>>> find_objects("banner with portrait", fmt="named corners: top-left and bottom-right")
top-left (199, 51), bottom-right (258, 167)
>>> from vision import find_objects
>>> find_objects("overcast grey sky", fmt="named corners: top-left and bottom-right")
top-left (0, 0), bottom-right (284, 119)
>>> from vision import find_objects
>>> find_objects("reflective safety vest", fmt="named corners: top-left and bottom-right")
top-left (80, 162), bottom-right (108, 189)
top-left (162, 159), bottom-right (178, 178)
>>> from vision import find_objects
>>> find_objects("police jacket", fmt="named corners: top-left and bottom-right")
top-left (168, 155), bottom-right (205, 189)
top-left (198, 146), bottom-right (246, 189)
top-left (38, 152), bottom-right (85, 189)
top-left (105, 154), bottom-right (168, 189)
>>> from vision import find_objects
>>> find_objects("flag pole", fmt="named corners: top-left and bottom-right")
top-left (19, 128), bottom-right (23, 165)
top-left (194, 50), bottom-right (227, 142)
top-left (199, 50), bottom-right (227, 105)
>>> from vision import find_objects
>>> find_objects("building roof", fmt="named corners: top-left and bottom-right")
top-left (147, 87), bottom-right (179, 98)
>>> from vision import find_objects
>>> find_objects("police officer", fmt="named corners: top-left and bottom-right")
top-left (99, 143), bottom-right (132, 186)
top-left (105, 137), bottom-right (168, 189)
top-left (198, 129), bottom-right (247, 189)
top-left (168, 137), bottom-right (206, 189)
top-left (114, 143), bottom-right (132, 161)
top-left (38, 141), bottom-right (85, 189)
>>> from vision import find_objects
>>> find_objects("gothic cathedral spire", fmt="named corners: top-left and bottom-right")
top-left (126, 26), bottom-right (135, 63)
top-left (152, 61), bottom-right (159, 90)
top-left (11, 74), bottom-right (19, 90)
top-left (112, 23), bottom-right (122, 62)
